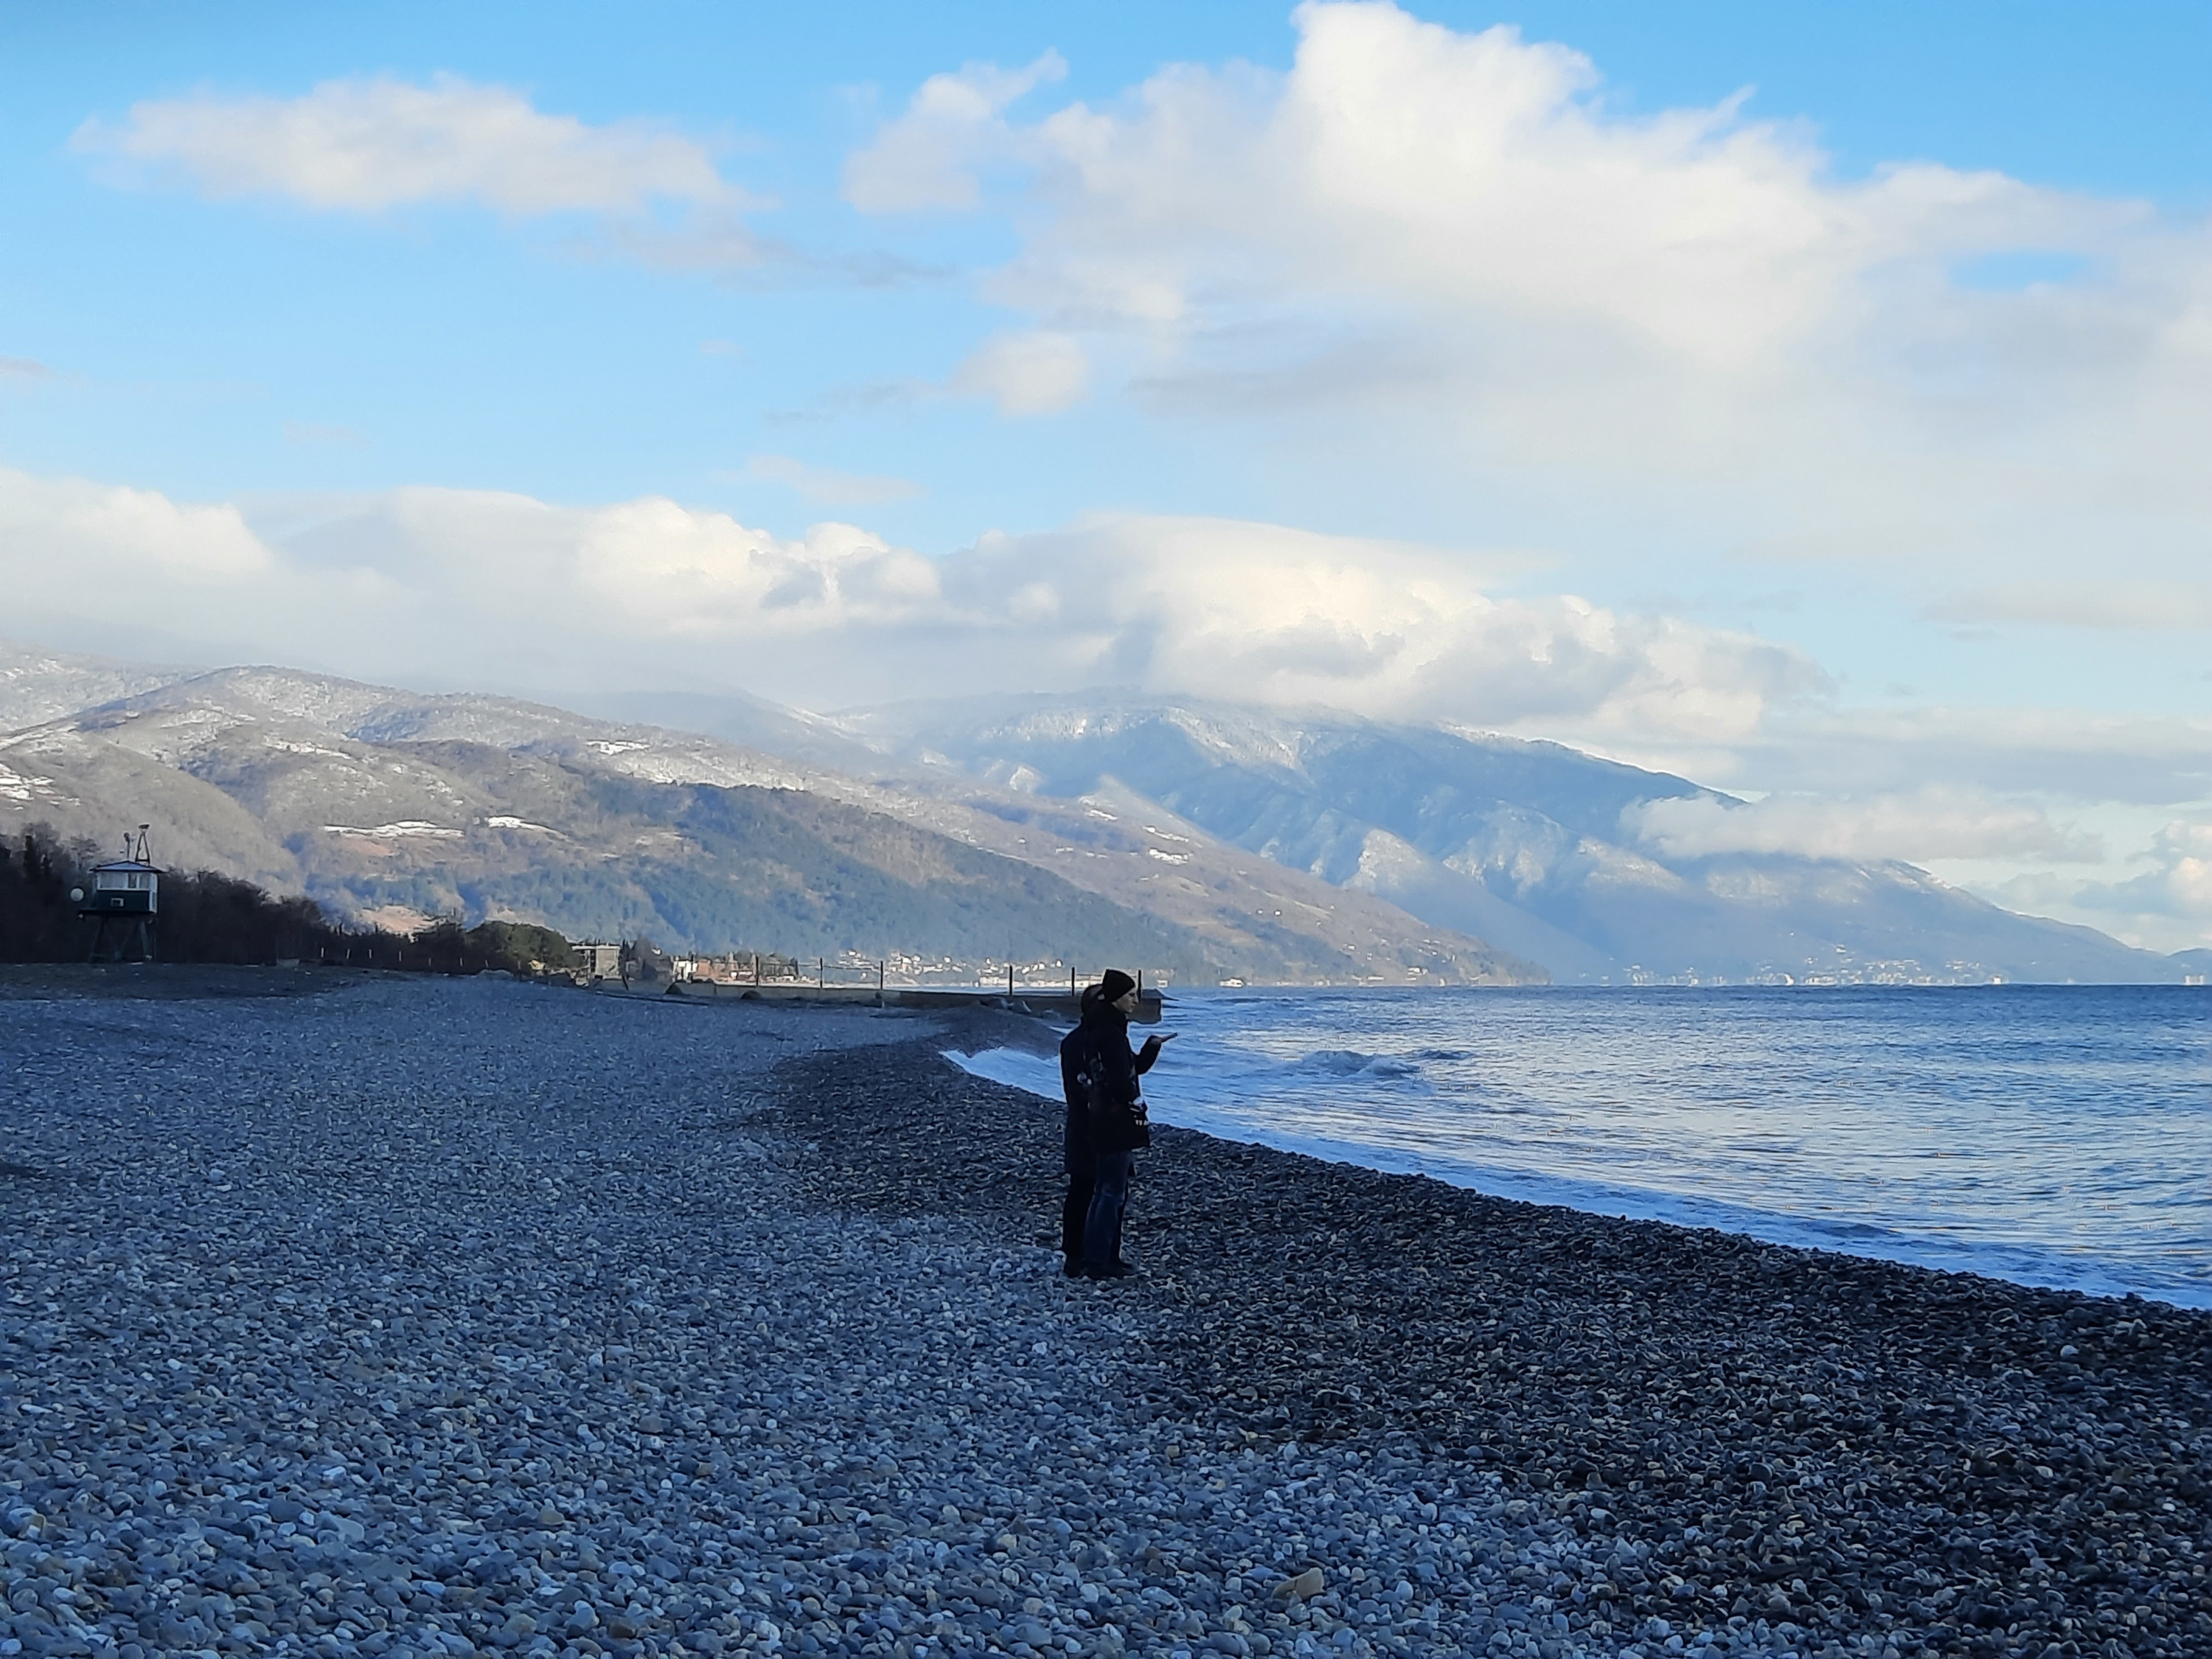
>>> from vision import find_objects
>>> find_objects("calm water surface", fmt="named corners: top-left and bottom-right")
top-left (953, 985), bottom-right (2212, 1308)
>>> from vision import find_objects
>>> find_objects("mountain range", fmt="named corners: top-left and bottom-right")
top-left (0, 644), bottom-right (1530, 985)
top-left (0, 640), bottom-right (2194, 984)
top-left (823, 695), bottom-right (2190, 986)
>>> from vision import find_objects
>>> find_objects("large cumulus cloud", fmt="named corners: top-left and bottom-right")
top-left (847, 1), bottom-right (2212, 586)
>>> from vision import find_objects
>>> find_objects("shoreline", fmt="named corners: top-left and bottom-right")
top-left (942, 1045), bottom-right (2208, 1314)
top-left (3, 977), bottom-right (2203, 1659)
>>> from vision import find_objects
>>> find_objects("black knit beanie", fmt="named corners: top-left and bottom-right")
top-left (1096, 969), bottom-right (1137, 1004)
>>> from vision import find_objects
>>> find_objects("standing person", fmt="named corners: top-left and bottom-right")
top-left (1057, 984), bottom-right (1104, 1277)
top-left (1059, 969), bottom-right (1171, 1279)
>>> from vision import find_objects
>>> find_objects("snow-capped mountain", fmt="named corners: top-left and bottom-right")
top-left (827, 693), bottom-right (2184, 985)
top-left (0, 648), bottom-right (1536, 984)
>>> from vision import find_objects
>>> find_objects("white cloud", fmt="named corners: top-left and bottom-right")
top-left (737, 454), bottom-right (925, 507)
top-left (568, 499), bottom-right (946, 636)
top-left (849, 1), bottom-right (2212, 582)
top-left (1626, 787), bottom-right (2104, 865)
top-left (0, 464), bottom-right (1813, 745)
top-left (2067, 820), bottom-right (2212, 921)
top-left (74, 74), bottom-right (737, 214)
top-left (857, 2), bottom-right (2096, 355)
top-left (843, 52), bottom-right (1067, 212)
top-left (2167, 828), bottom-right (2212, 918)
top-left (0, 465), bottom-right (270, 582)
top-left (1981, 818), bottom-right (2212, 953)
top-left (1, 357), bottom-right (52, 380)
top-left (72, 74), bottom-right (764, 263)
top-left (950, 330), bottom-right (1089, 414)
top-left (1927, 581), bottom-right (2212, 631)
top-left (1717, 706), bottom-right (2212, 806)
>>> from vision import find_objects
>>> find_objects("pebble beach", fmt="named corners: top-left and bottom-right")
top-left (2, 972), bottom-right (2206, 1659)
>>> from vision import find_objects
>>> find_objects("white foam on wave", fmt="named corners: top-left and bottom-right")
top-left (1298, 1048), bottom-right (1425, 1081)
top-left (943, 1046), bottom-right (1062, 1100)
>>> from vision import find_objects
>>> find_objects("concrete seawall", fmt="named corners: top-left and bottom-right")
top-left (608, 979), bottom-right (1167, 1023)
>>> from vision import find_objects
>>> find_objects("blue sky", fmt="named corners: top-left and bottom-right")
top-left (3, 2), bottom-right (2210, 947)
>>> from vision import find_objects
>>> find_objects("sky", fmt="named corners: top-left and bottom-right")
top-left (3, 1), bottom-right (2210, 951)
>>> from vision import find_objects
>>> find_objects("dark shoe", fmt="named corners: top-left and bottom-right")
top-left (1062, 1259), bottom-right (1083, 1279)
top-left (1085, 1259), bottom-right (1138, 1279)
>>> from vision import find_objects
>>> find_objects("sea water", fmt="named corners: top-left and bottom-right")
top-left (950, 984), bottom-right (2212, 1309)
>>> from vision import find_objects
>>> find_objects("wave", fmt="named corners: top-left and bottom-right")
top-left (1298, 1048), bottom-right (1424, 1080)
top-left (942, 1035), bottom-right (2211, 1309)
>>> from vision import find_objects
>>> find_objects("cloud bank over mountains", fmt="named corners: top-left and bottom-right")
top-left (1624, 787), bottom-right (2104, 867)
top-left (0, 466), bottom-right (1806, 742)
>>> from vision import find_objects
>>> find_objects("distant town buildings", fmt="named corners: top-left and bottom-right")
top-left (571, 941), bottom-right (622, 980)
top-left (673, 952), bottom-right (806, 984)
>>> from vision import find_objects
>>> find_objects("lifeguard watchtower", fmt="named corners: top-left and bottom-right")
top-left (77, 825), bottom-right (161, 962)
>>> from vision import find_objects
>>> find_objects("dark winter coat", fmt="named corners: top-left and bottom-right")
top-left (1060, 1000), bottom-right (1160, 1168)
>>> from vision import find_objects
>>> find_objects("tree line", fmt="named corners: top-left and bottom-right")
top-left (0, 826), bottom-right (580, 975)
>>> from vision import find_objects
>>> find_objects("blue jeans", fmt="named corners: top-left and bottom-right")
top-left (1083, 1150), bottom-right (1134, 1268)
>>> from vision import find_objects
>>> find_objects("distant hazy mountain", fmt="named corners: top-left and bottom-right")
top-left (2174, 948), bottom-right (2212, 978)
top-left (0, 648), bottom-right (1536, 985)
top-left (834, 694), bottom-right (2185, 986)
